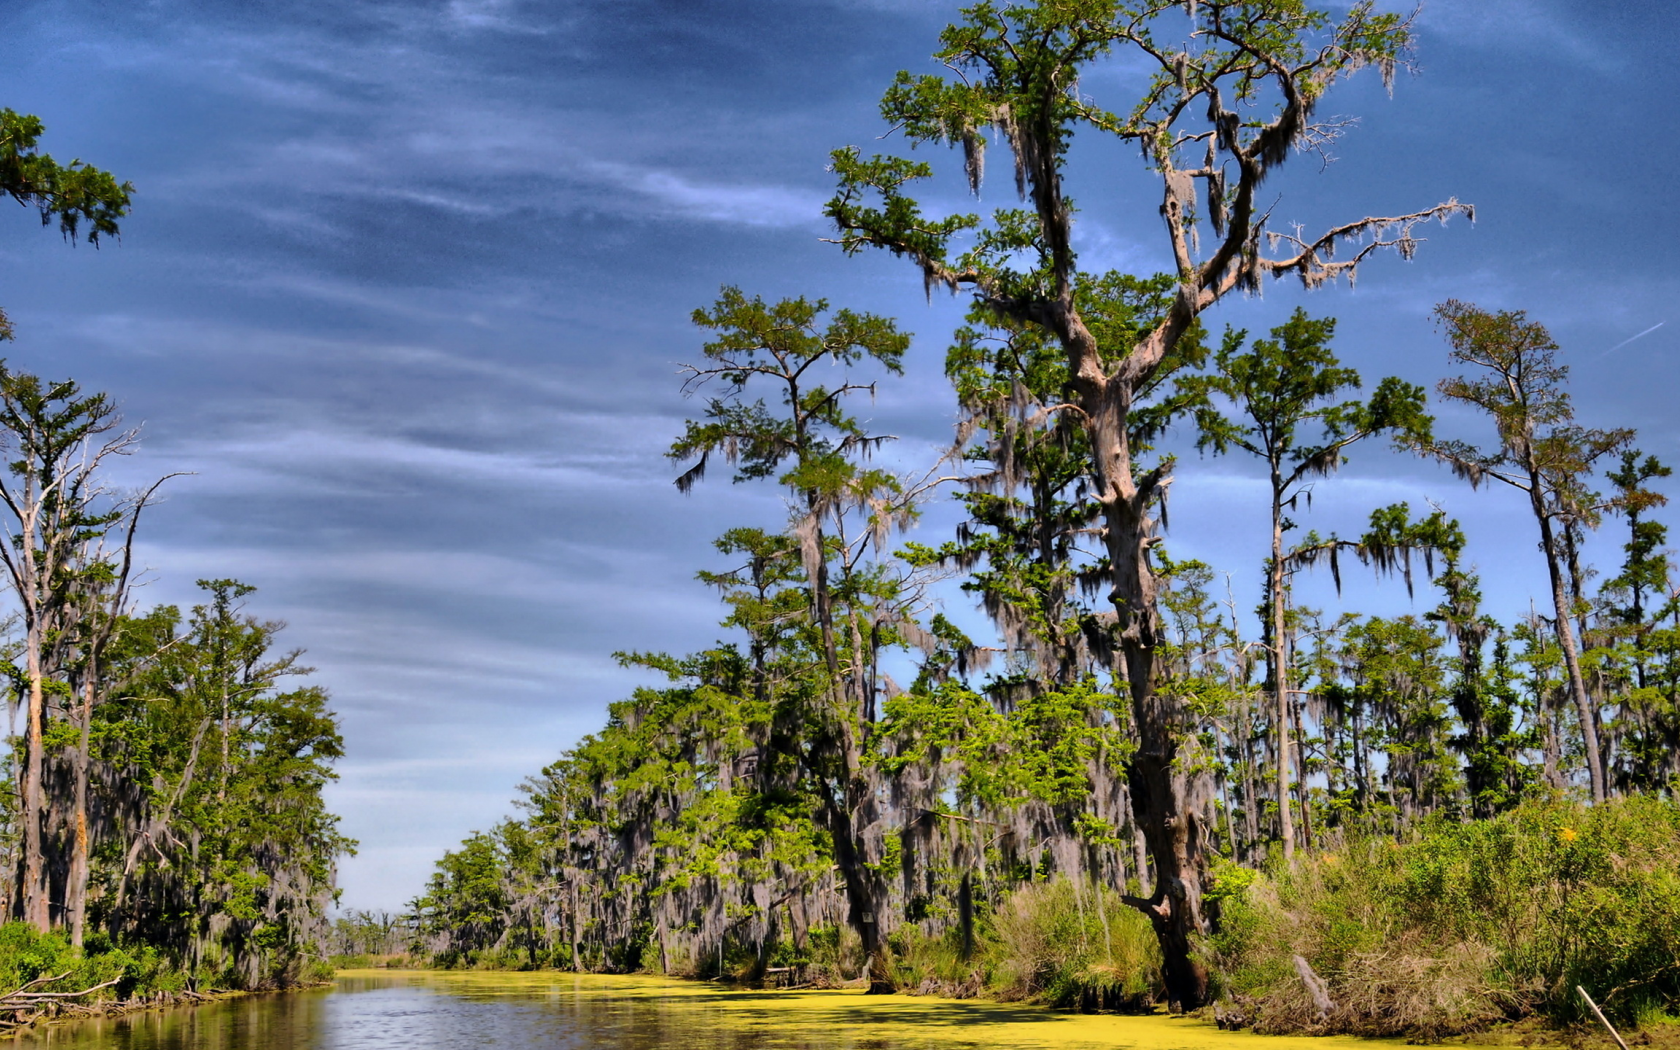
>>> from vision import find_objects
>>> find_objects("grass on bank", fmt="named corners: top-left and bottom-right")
top-left (1211, 794), bottom-right (1680, 1036)
top-left (874, 796), bottom-right (1680, 1036)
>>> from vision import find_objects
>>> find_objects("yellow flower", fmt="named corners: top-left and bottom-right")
top-left (1559, 826), bottom-right (1578, 843)
top-left (1321, 854), bottom-right (1339, 867)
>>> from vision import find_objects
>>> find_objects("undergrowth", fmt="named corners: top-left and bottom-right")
top-left (885, 878), bottom-right (1161, 1010)
top-left (1209, 795), bottom-right (1680, 1036)
top-left (406, 796), bottom-right (1680, 1042)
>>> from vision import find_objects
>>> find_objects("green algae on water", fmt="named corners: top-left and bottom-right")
top-left (336, 970), bottom-right (1409, 1050)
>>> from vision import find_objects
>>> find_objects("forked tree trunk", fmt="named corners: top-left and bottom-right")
top-left (1059, 335), bottom-right (1211, 1009)
top-left (1533, 491), bottom-right (1606, 802)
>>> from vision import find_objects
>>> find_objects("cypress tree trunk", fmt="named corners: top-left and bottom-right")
top-left (821, 783), bottom-right (891, 993)
top-left (1097, 394), bottom-right (1210, 1008)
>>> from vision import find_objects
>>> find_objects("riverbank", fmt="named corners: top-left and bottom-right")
top-left (0, 987), bottom-right (250, 1040)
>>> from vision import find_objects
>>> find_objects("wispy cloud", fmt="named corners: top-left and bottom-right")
top-left (445, 0), bottom-right (562, 35)
top-left (585, 160), bottom-right (826, 227)
top-left (1418, 1), bottom-right (1622, 75)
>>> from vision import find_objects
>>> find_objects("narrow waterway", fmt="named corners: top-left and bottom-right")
top-left (10, 972), bottom-right (1405, 1050)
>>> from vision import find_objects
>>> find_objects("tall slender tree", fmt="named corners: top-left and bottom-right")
top-left (669, 287), bottom-right (917, 991)
top-left (1425, 300), bottom-right (1631, 803)
top-left (1185, 308), bottom-right (1430, 861)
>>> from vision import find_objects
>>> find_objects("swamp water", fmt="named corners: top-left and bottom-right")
top-left (9, 972), bottom-right (1407, 1050)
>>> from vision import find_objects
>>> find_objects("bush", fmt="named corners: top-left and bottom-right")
top-left (1206, 795), bottom-right (1680, 1035)
top-left (0, 922), bottom-right (168, 1003)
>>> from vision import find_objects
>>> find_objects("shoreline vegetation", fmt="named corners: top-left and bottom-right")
top-left (363, 796), bottom-right (1680, 1043)
top-left (0, 922), bottom-right (327, 1040)
top-left (0, 115), bottom-right (351, 1018)
top-left (0, 363), bottom-right (348, 1039)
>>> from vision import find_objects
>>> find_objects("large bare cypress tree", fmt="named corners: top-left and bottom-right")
top-left (825, 0), bottom-right (1469, 1005)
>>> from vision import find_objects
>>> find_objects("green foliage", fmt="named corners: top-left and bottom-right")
top-left (0, 110), bottom-right (131, 244)
top-left (412, 832), bottom-right (510, 966)
top-left (670, 286), bottom-right (907, 499)
top-left (0, 363), bottom-right (346, 995)
top-left (0, 109), bottom-right (133, 340)
top-left (1187, 308), bottom-right (1429, 471)
top-left (89, 581), bottom-right (350, 988)
top-left (0, 921), bottom-right (190, 1001)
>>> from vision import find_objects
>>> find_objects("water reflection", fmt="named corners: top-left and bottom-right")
top-left (14, 975), bottom-right (855, 1050)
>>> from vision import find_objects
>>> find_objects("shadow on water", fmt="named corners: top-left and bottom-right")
top-left (10, 972), bottom-right (1411, 1050)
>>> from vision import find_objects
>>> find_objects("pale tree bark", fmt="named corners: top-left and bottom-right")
top-left (21, 626), bottom-right (46, 932)
top-left (0, 377), bottom-right (140, 932)
top-left (67, 671), bottom-right (93, 947)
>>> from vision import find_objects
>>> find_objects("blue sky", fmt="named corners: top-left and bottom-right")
top-left (1, 0), bottom-right (1675, 910)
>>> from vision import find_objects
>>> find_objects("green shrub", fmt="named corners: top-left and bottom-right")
top-left (1207, 796), bottom-right (1680, 1035)
top-left (0, 922), bottom-right (164, 1003)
